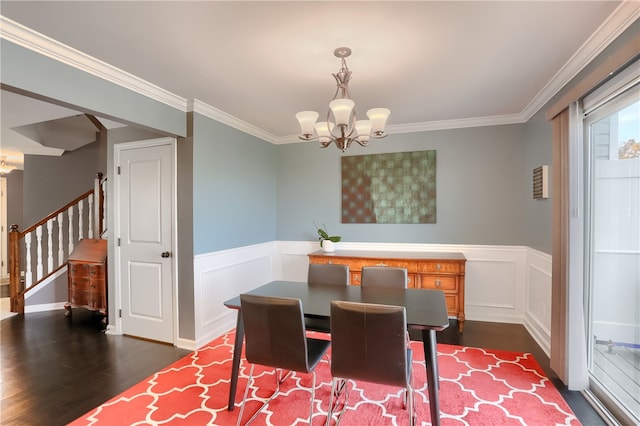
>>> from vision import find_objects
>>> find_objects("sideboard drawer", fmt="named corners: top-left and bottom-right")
top-left (419, 275), bottom-right (457, 291)
top-left (444, 294), bottom-right (459, 313)
top-left (69, 263), bottom-right (90, 277)
top-left (418, 261), bottom-right (461, 274)
top-left (70, 291), bottom-right (90, 306)
top-left (69, 276), bottom-right (91, 291)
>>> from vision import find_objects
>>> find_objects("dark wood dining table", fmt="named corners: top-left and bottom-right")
top-left (224, 280), bottom-right (450, 426)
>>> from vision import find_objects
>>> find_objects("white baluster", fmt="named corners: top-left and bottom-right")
top-left (24, 233), bottom-right (33, 287)
top-left (46, 219), bottom-right (54, 273)
top-left (36, 225), bottom-right (43, 281)
top-left (88, 194), bottom-right (94, 239)
top-left (68, 206), bottom-right (75, 254)
top-left (57, 212), bottom-right (64, 267)
top-left (78, 198), bottom-right (84, 241)
top-left (102, 181), bottom-right (107, 236)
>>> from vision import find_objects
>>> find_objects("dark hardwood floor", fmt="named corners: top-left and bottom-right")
top-left (1, 308), bottom-right (190, 426)
top-left (1, 309), bottom-right (604, 425)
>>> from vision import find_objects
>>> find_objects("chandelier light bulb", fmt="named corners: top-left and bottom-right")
top-left (295, 111), bottom-right (319, 138)
top-left (314, 121), bottom-right (334, 143)
top-left (329, 99), bottom-right (355, 127)
top-left (366, 108), bottom-right (391, 135)
top-left (355, 120), bottom-right (372, 142)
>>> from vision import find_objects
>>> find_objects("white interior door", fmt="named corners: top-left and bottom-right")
top-left (0, 177), bottom-right (7, 279)
top-left (116, 139), bottom-right (175, 343)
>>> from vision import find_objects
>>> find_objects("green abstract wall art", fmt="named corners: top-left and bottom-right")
top-left (341, 150), bottom-right (436, 224)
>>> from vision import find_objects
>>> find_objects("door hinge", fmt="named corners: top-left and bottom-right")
top-left (117, 166), bottom-right (121, 175)
top-left (118, 309), bottom-right (122, 318)
top-left (117, 238), bottom-right (120, 246)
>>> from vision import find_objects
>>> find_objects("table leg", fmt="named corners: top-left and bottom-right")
top-left (227, 311), bottom-right (245, 411)
top-left (422, 329), bottom-right (441, 426)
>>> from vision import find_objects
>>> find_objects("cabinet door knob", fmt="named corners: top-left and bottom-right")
top-left (161, 252), bottom-right (171, 258)
top-left (434, 279), bottom-right (441, 287)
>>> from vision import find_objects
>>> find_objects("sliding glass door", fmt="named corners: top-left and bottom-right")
top-left (584, 83), bottom-right (639, 424)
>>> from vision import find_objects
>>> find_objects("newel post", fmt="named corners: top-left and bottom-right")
top-left (94, 172), bottom-right (104, 238)
top-left (8, 224), bottom-right (24, 314)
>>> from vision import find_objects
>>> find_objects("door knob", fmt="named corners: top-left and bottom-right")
top-left (161, 252), bottom-right (171, 258)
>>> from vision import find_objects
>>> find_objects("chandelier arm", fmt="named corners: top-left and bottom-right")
top-left (353, 138), bottom-right (369, 147)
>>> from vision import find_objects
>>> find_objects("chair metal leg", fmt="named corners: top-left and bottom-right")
top-left (237, 366), bottom-right (288, 426)
top-left (236, 363), bottom-right (254, 426)
top-left (408, 385), bottom-right (415, 426)
top-left (309, 371), bottom-right (316, 425)
top-left (326, 379), bottom-right (348, 426)
top-left (238, 365), bottom-right (319, 426)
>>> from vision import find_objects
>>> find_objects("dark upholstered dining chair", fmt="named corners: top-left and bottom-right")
top-left (360, 266), bottom-right (408, 288)
top-left (237, 294), bottom-right (331, 426)
top-left (308, 263), bottom-right (350, 286)
top-left (305, 263), bottom-right (350, 333)
top-left (327, 300), bottom-right (415, 426)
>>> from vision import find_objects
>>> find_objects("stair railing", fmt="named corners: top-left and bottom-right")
top-left (8, 173), bottom-right (107, 313)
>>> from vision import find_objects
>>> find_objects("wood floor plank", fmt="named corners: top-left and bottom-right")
top-left (1, 308), bottom-right (190, 425)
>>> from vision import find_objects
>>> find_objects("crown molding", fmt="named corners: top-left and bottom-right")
top-left (189, 99), bottom-right (279, 143)
top-left (520, 0), bottom-right (640, 121)
top-left (388, 114), bottom-right (525, 135)
top-left (0, 15), bottom-right (187, 111)
top-left (2, 3), bottom-right (637, 145)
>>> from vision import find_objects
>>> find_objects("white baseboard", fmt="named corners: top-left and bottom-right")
top-left (24, 301), bottom-right (67, 313)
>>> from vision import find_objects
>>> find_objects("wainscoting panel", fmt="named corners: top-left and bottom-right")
top-left (524, 248), bottom-right (552, 356)
top-left (462, 246), bottom-right (527, 324)
top-left (193, 242), bottom-right (276, 348)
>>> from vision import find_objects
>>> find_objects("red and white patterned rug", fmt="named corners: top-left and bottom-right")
top-left (70, 330), bottom-right (580, 425)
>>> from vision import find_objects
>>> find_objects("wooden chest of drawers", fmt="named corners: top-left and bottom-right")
top-left (308, 250), bottom-right (467, 332)
top-left (65, 238), bottom-right (107, 319)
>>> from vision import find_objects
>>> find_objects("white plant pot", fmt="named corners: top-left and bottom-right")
top-left (322, 240), bottom-right (336, 252)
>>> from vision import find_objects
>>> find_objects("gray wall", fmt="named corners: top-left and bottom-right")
top-left (523, 110), bottom-right (553, 252)
top-left (177, 121), bottom-right (194, 340)
top-left (276, 125), bottom-right (527, 246)
top-left (1, 39), bottom-right (186, 138)
top-left (6, 170), bottom-right (23, 229)
top-left (25, 274), bottom-right (67, 306)
top-left (192, 113), bottom-right (277, 255)
top-left (23, 141), bottom-right (103, 226)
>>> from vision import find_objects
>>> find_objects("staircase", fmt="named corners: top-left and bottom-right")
top-left (8, 173), bottom-right (107, 313)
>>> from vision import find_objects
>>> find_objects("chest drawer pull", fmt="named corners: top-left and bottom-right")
top-left (434, 279), bottom-right (441, 287)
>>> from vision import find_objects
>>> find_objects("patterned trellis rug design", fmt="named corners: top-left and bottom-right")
top-left (70, 330), bottom-right (580, 426)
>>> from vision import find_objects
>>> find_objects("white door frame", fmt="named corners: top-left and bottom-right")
top-left (112, 137), bottom-right (178, 344)
top-left (0, 176), bottom-right (7, 279)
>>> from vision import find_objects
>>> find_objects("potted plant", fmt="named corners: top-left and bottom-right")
top-left (315, 223), bottom-right (341, 252)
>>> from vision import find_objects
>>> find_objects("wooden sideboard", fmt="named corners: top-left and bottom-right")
top-left (65, 238), bottom-right (108, 321)
top-left (308, 250), bottom-right (467, 332)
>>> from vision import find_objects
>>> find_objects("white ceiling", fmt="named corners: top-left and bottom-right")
top-left (0, 1), bottom-right (636, 167)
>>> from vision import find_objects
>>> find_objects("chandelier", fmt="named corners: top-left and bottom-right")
top-left (295, 47), bottom-right (390, 152)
